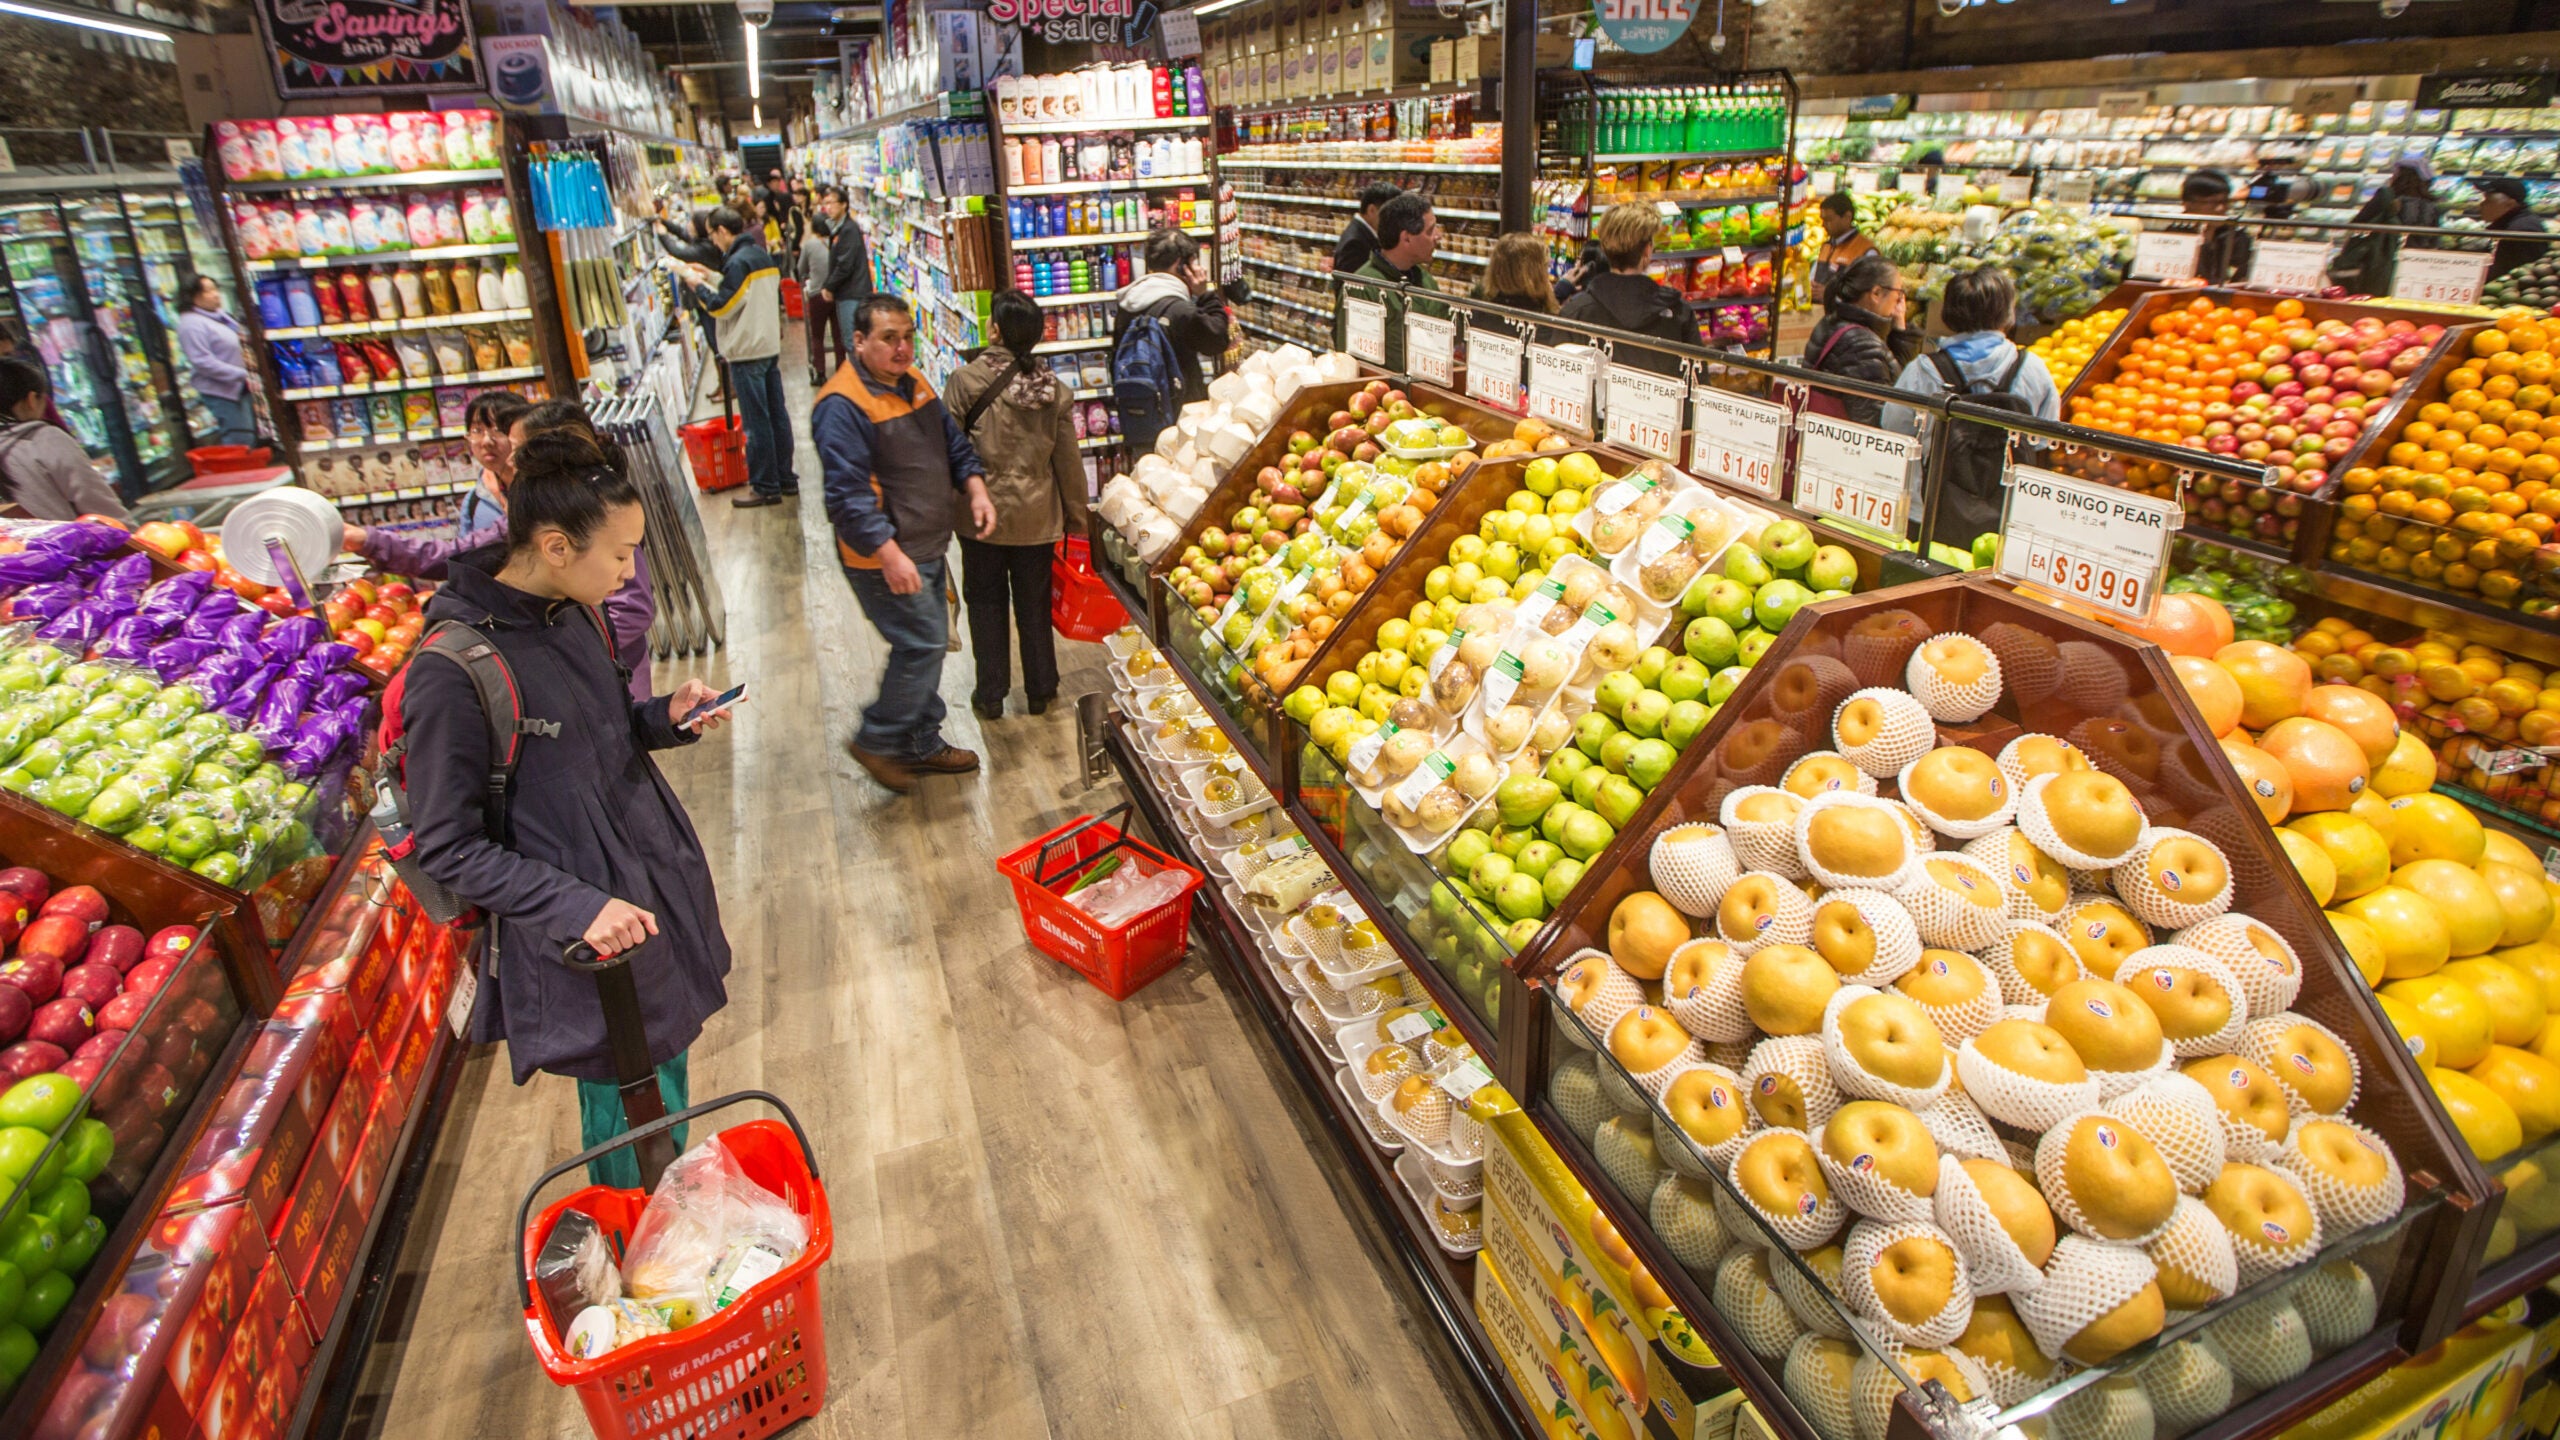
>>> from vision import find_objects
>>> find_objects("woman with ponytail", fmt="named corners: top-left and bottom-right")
top-left (395, 429), bottom-right (733, 1185)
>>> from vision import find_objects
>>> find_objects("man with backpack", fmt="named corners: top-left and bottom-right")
top-left (1881, 267), bottom-right (2058, 550)
top-left (1112, 229), bottom-right (1239, 456)
top-left (1335, 193), bottom-right (1445, 374)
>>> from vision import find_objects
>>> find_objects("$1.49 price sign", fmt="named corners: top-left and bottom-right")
top-left (1794, 412), bottom-right (1915, 541)
top-left (1527, 344), bottom-right (1597, 435)
top-left (1689, 387), bottom-right (1785, 500)
top-left (1996, 464), bottom-right (2182, 622)
top-left (1466, 328), bottom-right (1524, 413)
top-left (1404, 311), bottom-right (1455, 387)
top-left (1602, 366), bottom-right (1685, 459)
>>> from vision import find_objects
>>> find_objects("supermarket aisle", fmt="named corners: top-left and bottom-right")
top-left (341, 355), bottom-right (1484, 1439)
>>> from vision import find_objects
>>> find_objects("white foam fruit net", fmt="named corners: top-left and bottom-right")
top-left (1897, 750), bottom-right (2019, 842)
top-left (2146, 1194), bottom-right (2239, 1313)
top-left (1722, 787), bottom-right (1812, 878)
top-left (1834, 686), bottom-right (1939, 778)
top-left (2203, 1294), bottom-right (2313, 1394)
top-left (1609, 1006), bottom-right (1707, 1099)
top-left (1652, 823), bottom-right (1743, 918)
top-left (2293, 1258), bottom-right (2379, 1353)
top-left (1822, 986), bottom-right (1954, 1111)
top-left (2242, 1013), bottom-right (2362, 1117)
top-left (1977, 919), bottom-right (2085, 1007)
top-left (1555, 948), bottom-right (1646, 1051)
top-left (1717, 1245), bottom-right (1810, 1361)
top-left (2015, 1234), bottom-right (2161, 1363)
top-left (1957, 1030), bottom-right (2100, 1131)
top-left (1844, 1219), bottom-right (1977, 1349)
top-left (2111, 828), bottom-right (2236, 931)
top-left (1664, 938), bottom-right (1758, 1044)
top-left (1932, 1153), bottom-right (2048, 1298)
top-left (1817, 1115), bottom-right (1941, 1225)
top-left (2114, 945), bottom-right (2252, 1060)
top-left (1595, 1113), bottom-right (1669, 1206)
top-left (1547, 1052), bottom-right (1614, 1142)
top-left (2087, 1038), bottom-right (2176, 1104)
top-left (1718, 870), bottom-right (1818, 954)
top-left (1785, 750), bottom-right (1882, 799)
top-left (1782, 1334), bottom-right (1866, 1440)
top-left (1653, 1062), bottom-right (1757, 1177)
top-left (2136, 1340), bottom-right (2235, 1440)
top-left (1814, 889), bottom-right (1925, 989)
top-left (2017, 771), bottom-right (2147, 871)
top-left (1744, 1034), bottom-right (1844, 1134)
top-left (2106, 1073), bottom-right (2231, 1196)
top-left (1796, 791), bottom-right (1922, 892)
top-left (1918, 1090), bottom-right (2010, 1164)
top-left (1963, 829), bottom-right (2073, 924)
top-left (1853, 1343), bottom-right (1991, 1440)
top-left (2035, 1111), bottom-right (2178, 1245)
top-left (2051, 1376), bottom-right (2158, 1440)
top-left (1729, 1128), bottom-right (1852, 1251)
top-left (1771, 1244), bottom-right (1856, 1341)
top-left (1896, 952), bottom-right (2006, 1044)
top-left (1652, 1173), bottom-right (1737, 1273)
top-left (2173, 914), bottom-right (2304, 1020)
top-left (2219, 1164), bottom-right (2324, 1287)
top-left (1906, 634), bottom-right (2005, 722)
top-left (1896, 856), bottom-right (2014, 953)
top-left (2278, 1116), bottom-right (2406, 1235)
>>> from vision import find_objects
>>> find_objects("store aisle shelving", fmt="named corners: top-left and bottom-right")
top-left (337, 352), bottom-right (1487, 1440)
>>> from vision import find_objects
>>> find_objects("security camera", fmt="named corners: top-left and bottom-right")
top-left (739, 0), bottom-right (774, 26)
top-left (1936, 0), bottom-right (1965, 15)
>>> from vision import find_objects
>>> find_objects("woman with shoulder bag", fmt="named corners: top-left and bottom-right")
top-left (1800, 253), bottom-right (1921, 425)
top-left (396, 428), bottom-right (734, 1186)
top-left (944, 290), bottom-right (1091, 720)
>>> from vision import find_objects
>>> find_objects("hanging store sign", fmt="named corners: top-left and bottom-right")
top-left (1603, 367), bottom-right (1685, 460)
top-left (1996, 464), bottom-right (2179, 623)
top-left (1843, 95), bottom-right (1911, 120)
top-left (2420, 72), bottom-right (2556, 109)
top-left (1467, 329), bottom-right (1525, 414)
top-left (254, 0), bottom-right (481, 95)
top-left (1795, 413), bottom-right (1915, 544)
top-left (2393, 247), bottom-right (2493, 307)
top-left (1593, 0), bottom-right (1694, 55)
top-left (990, 0), bottom-right (1149, 47)
top-left (1527, 345), bottom-right (1598, 435)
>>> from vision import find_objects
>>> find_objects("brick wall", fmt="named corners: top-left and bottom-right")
top-left (1748, 0), bottom-right (1906, 77)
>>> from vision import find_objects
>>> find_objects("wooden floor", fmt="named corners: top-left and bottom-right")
top-left (338, 355), bottom-right (1487, 1439)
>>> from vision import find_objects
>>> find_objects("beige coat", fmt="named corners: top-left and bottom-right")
top-left (944, 347), bottom-right (1090, 549)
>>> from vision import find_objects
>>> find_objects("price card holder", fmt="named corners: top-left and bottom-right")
top-left (1467, 328), bottom-right (1525, 414)
top-left (1995, 463), bottom-right (2181, 622)
top-left (1603, 365), bottom-right (1686, 459)
top-left (2249, 239), bottom-right (2332, 295)
top-left (1794, 411), bottom-right (1917, 546)
top-left (1997, 173), bottom-right (2033, 203)
top-left (1849, 168), bottom-right (1878, 195)
top-left (1406, 311), bottom-right (1455, 388)
top-left (1689, 386), bottom-right (1787, 500)
top-left (2052, 174), bottom-right (2094, 206)
top-left (1343, 295), bottom-right (1388, 367)
top-left (2131, 230), bottom-right (2202, 281)
top-left (1812, 170), bottom-right (1839, 196)
top-left (2392, 247), bottom-right (2493, 306)
top-left (1897, 172), bottom-right (1926, 196)
top-left (1935, 173), bottom-right (1968, 202)
top-left (1527, 343), bottom-right (1597, 436)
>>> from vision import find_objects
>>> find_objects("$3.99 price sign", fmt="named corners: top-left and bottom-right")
top-left (1602, 366), bottom-right (1685, 459)
top-left (1996, 464), bottom-right (2181, 622)
top-left (2022, 545), bottom-right (2151, 612)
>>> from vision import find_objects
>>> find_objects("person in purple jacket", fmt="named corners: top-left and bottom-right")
top-left (173, 275), bottom-right (257, 448)
top-left (344, 395), bottom-right (658, 699)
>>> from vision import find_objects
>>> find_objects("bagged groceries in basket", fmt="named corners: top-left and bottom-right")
top-left (1062, 850), bottom-right (1191, 928)
top-left (561, 1133), bottom-right (810, 1355)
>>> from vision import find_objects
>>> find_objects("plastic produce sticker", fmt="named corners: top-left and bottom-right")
top-left (1603, 366), bottom-right (1685, 459)
top-left (2131, 231), bottom-right (2202, 282)
top-left (1344, 296), bottom-right (1388, 367)
top-left (2393, 247), bottom-right (2493, 307)
top-left (1527, 345), bottom-right (1597, 435)
top-left (1795, 413), bottom-right (1915, 543)
top-left (1996, 464), bottom-right (2180, 623)
top-left (1405, 311), bottom-right (1455, 387)
top-left (1467, 328), bottom-right (1525, 414)
top-left (1690, 387), bottom-right (1786, 500)
top-left (2249, 239), bottom-right (2333, 295)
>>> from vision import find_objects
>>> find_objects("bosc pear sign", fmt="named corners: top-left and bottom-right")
top-left (253, 0), bottom-right (482, 95)
top-left (1595, 0), bottom-right (1694, 55)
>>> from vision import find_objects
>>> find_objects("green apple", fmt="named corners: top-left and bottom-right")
top-left (1543, 857), bottom-right (1589, 909)
top-left (1664, 699), bottom-right (1712, 750)
top-left (0, 1129), bottom-right (45, 1183)
top-left (1659, 657), bottom-right (1711, 703)
top-left (0, 1214), bottom-right (56, 1281)
top-left (1754, 578), bottom-right (1814, 632)
top-left (1621, 689), bottom-right (1672, 739)
top-left (1599, 731), bottom-right (1641, 776)
top-left (1738, 628), bottom-right (1778, 667)
top-left (0, 1321), bottom-right (34, 1390)
top-left (54, 1215), bottom-right (102, 1276)
top-left (1709, 666), bottom-right (1753, 705)
top-left (1514, 840), bottom-right (1562, 880)
top-left (55, 1120), bottom-right (108, 1184)
top-left (1807, 544), bottom-right (1859, 593)
top-left (1446, 829), bottom-right (1493, 876)
top-left (1724, 545), bottom-right (1774, 588)
top-left (1758, 519), bottom-right (1817, 574)
top-left (1545, 747), bottom-right (1593, 790)
top-left (1684, 616), bottom-right (1738, 669)
top-left (1627, 738), bottom-right (1679, 790)
top-left (1631, 646), bottom-right (1672, 688)
top-left (17, 1271), bottom-right (68, 1330)
top-left (0, 1258), bottom-right (19, 1331)
top-left (1495, 873), bottom-right (1548, 922)
top-left (1594, 671), bottom-right (1644, 720)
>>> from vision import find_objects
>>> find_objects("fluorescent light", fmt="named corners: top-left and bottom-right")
top-left (1192, 0), bottom-right (1247, 13)
top-left (0, 0), bottom-right (173, 42)
top-left (744, 20), bottom-right (760, 98)
top-left (753, 103), bottom-right (764, 128)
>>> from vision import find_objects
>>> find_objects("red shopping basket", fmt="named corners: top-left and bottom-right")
top-left (518, 1091), bottom-right (833, 1440)
top-left (186, 445), bottom-right (273, 475)
top-left (780, 277), bottom-right (805, 320)
top-left (999, 805), bottom-right (1202, 1000)
top-left (678, 416), bottom-right (749, 493)
top-left (1050, 534), bottom-right (1128, 642)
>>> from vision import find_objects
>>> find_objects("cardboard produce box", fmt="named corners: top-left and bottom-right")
top-left (1474, 1251), bottom-right (1623, 1440)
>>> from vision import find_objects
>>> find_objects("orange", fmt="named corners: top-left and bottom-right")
top-left (2488, 375), bottom-right (2523, 400)
top-left (2477, 330), bottom-right (2515, 357)
top-left (2451, 367), bottom-right (2488, 392)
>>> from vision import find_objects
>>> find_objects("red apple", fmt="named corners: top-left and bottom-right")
top-left (39, 886), bottom-right (106, 928)
top-left (97, 991), bottom-right (150, 1031)
top-left (143, 926), bottom-right (196, 963)
top-left (0, 867), bottom-right (51, 908)
top-left (83, 925), bottom-right (142, 973)
top-left (56, 1053), bottom-right (102, 1093)
top-left (0, 1039), bottom-right (66, 1080)
top-left (73, 1030), bottom-right (123, 1065)
top-left (58, 963), bottom-right (118, 1009)
top-left (0, 985), bottom-right (24, 1045)
top-left (19, 915), bottom-right (89, 965)
top-left (29, 997), bottom-right (95, 1050)
top-left (124, 956), bottom-right (179, 999)
top-left (1, 954), bottom-right (62, 1005)
top-left (85, 1292), bottom-right (156, 1369)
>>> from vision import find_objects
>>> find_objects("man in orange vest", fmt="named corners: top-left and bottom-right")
top-left (818, 294), bottom-right (998, 793)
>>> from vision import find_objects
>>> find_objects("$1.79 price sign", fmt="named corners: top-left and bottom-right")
top-left (1794, 412), bottom-right (1916, 541)
top-left (1527, 344), bottom-right (1597, 435)
top-left (1996, 464), bottom-right (2181, 622)
top-left (1602, 366), bottom-right (1685, 459)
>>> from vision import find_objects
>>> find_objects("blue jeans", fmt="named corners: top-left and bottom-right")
top-left (836, 298), bottom-right (864, 365)
top-left (730, 356), bottom-right (794, 496)
top-left (198, 391), bottom-right (256, 447)
top-left (842, 555), bottom-right (950, 760)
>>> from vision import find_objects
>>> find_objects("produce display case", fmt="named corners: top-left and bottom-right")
top-left (1509, 574), bottom-right (2494, 1437)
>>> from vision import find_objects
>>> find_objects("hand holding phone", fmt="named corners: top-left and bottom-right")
top-left (678, 681), bottom-right (746, 732)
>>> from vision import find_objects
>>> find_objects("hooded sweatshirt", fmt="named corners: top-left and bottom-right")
top-left (943, 347), bottom-right (1092, 548)
top-left (1116, 271), bottom-right (1231, 408)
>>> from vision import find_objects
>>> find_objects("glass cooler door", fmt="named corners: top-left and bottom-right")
top-left (67, 190), bottom-right (178, 485)
top-left (120, 185), bottom-right (225, 461)
top-left (0, 197), bottom-right (128, 470)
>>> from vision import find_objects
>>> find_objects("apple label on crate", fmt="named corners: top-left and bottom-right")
top-left (2131, 230), bottom-right (2203, 281)
top-left (2393, 246), bottom-right (2493, 306)
top-left (1344, 295), bottom-right (1388, 366)
top-left (1467, 328), bottom-right (1525, 413)
top-left (2248, 239), bottom-right (2332, 295)
top-left (1690, 386), bottom-right (1785, 500)
top-left (1603, 365), bottom-right (1685, 460)
top-left (1996, 464), bottom-right (2181, 622)
top-left (1795, 412), bottom-right (1917, 542)
top-left (1406, 311), bottom-right (1456, 387)
top-left (1527, 344), bottom-right (1596, 435)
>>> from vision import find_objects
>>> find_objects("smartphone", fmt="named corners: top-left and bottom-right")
top-left (682, 683), bottom-right (747, 729)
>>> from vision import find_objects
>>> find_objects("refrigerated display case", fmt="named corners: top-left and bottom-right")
top-left (124, 177), bottom-right (254, 461)
top-left (65, 190), bottom-right (182, 481)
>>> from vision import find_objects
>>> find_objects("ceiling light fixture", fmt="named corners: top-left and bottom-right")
top-left (1192, 0), bottom-right (1248, 15)
top-left (745, 18), bottom-right (761, 99)
top-left (0, 0), bottom-right (173, 43)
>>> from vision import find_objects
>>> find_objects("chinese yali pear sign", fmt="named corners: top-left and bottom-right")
top-left (1595, 0), bottom-right (1694, 55)
top-left (255, 0), bottom-right (482, 95)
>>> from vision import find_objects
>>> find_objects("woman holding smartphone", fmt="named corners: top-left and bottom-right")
top-left (397, 427), bottom-right (734, 1186)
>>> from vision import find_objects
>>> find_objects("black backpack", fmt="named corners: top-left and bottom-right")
top-left (1930, 349), bottom-right (2041, 551)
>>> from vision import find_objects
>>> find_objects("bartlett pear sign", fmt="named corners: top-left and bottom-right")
top-left (255, 0), bottom-right (482, 96)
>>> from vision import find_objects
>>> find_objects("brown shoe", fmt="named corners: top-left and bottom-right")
top-left (846, 738), bottom-right (917, 793)
top-left (911, 744), bottom-right (980, 775)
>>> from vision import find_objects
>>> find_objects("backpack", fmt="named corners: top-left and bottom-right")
top-left (1930, 349), bottom-right (2042, 550)
top-left (372, 606), bottom-right (616, 924)
top-left (1804, 325), bottom-right (1856, 419)
top-left (1111, 310), bottom-right (1184, 457)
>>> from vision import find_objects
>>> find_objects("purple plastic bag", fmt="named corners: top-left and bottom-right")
top-left (288, 642), bottom-right (355, 681)
top-left (95, 616), bottom-right (165, 663)
top-left (7, 582), bottom-right (86, 623)
top-left (180, 590), bottom-right (245, 641)
top-left (0, 551), bottom-right (77, 589)
top-left (282, 707), bottom-right (356, 776)
top-left (95, 553), bottom-right (152, 609)
top-left (147, 638), bottom-right (220, 683)
top-left (313, 672), bottom-right (368, 709)
top-left (36, 602), bottom-right (106, 650)
top-left (258, 616), bottom-right (325, 665)
top-left (251, 677), bottom-right (308, 750)
top-left (135, 571), bottom-right (213, 628)
top-left (184, 652), bottom-right (253, 702)
top-left (217, 663), bottom-right (280, 720)
top-left (24, 522), bottom-right (130, 561)
top-left (216, 612), bottom-right (268, 652)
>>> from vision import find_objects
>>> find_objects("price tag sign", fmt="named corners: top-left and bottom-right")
top-left (1897, 172), bottom-right (1927, 196)
top-left (2052, 174), bottom-right (2094, 205)
top-left (1848, 169), bottom-right (1878, 195)
top-left (164, 137), bottom-right (197, 163)
top-left (1159, 6), bottom-right (1202, 56)
top-left (2393, 247), bottom-right (2493, 306)
top-left (1996, 464), bottom-right (2181, 622)
top-left (1466, 328), bottom-right (1525, 413)
top-left (1527, 344), bottom-right (1597, 435)
top-left (446, 957), bottom-right (478, 1038)
top-left (1406, 311), bottom-right (1455, 387)
top-left (1795, 412), bottom-right (1916, 543)
top-left (1998, 173), bottom-right (2033, 203)
top-left (1935, 173), bottom-right (1967, 202)
top-left (1811, 170), bottom-right (1838, 196)
top-left (1343, 295), bottom-right (1387, 366)
top-left (2249, 239), bottom-right (2333, 294)
top-left (1603, 366), bottom-right (1686, 459)
top-left (1689, 387), bottom-right (1786, 500)
top-left (2132, 230), bottom-right (2203, 281)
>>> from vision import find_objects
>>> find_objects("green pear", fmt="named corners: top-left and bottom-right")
top-left (1559, 808), bottom-right (1617, 861)
top-left (1594, 670), bottom-right (1644, 720)
top-left (1621, 689), bottom-right (1672, 739)
top-left (1445, 831), bottom-right (1494, 875)
top-left (1709, 666), bottom-right (1752, 705)
top-left (1494, 824), bottom-right (1537, 858)
top-left (1594, 774), bottom-right (1646, 829)
top-left (1723, 545), bottom-right (1774, 588)
top-left (1753, 578), bottom-right (1814, 632)
top-left (1684, 617), bottom-right (1738, 669)
top-left (1495, 873), bottom-right (1549, 922)
top-left (1658, 657), bottom-right (1710, 703)
top-left (1540, 800), bottom-right (1584, 846)
top-left (1631, 646), bottom-right (1673, 688)
top-left (1663, 700), bottom-right (1712, 750)
top-left (1571, 765), bottom-right (1606, 810)
top-left (1806, 544), bottom-right (1859, 593)
top-left (1495, 775), bottom-right (1562, 829)
top-left (1542, 856), bottom-right (1588, 909)
top-left (1738, 628), bottom-right (1778, 666)
top-left (1600, 730), bottom-right (1641, 776)
top-left (1627, 738), bottom-right (1679, 791)
top-left (1546, 746), bottom-right (1593, 790)
top-left (1469, 851), bottom-right (1515, 896)
top-left (1758, 519), bottom-right (1817, 574)
top-left (1504, 917), bottom-right (1546, 951)
top-left (1575, 711), bottom-right (1620, 759)
top-left (1514, 840), bottom-right (1562, 880)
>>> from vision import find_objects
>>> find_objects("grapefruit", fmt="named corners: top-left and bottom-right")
top-left (2394, 860), bottom-right (2507, 957)
top-left (2470, 1046), bottom-right (2560, 1140)
top-left (2440, 957), bottom-right (2548, 1045)
top-left (2258, 717), bottom-right (2372, 814)
top-left (2277, 828), bottom-right (2337, 906)
top-left (2534, 1013), bottom-right (2560, 1068)
top-left (2343, 884), bottom-right (2454, 979)
top-left (2221, 738), bottom-right (2295, 824)
top-left (2431, 1066), bottom-right (2523, 1161)
top-left (2368, 731), bottom-right (2437, 798)
top-left (2480, 862), bottom-right (2558, 948)
top-left (2482, 830), bottom-right (2540, 872)
top-left (2287, 813), bottom-right (2392, 901)
top-left (2172, 655), bottom-right (2244, 736)
top-left (2384, 972), bottom-right (2495, 1068)
top-left (2215, 641), bottom-right (2314, 731)
top-left (2377, 793), bottom-right (2486, 867)
top-left (2328, 910), bottom-right (2388, 986)
top-left (2494, 942), bottom-right (2560, 1011)
top-left (2301, 685), bottom-right (2399, 768)
top-left (2374, 992), bottom-right (2436, 1070)
top-left (2124, 593), bottom-right (2235, 658)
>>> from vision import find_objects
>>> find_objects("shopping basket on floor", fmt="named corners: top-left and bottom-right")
top-left (518, 1090), bottom-right (833, 1440)
top-left (1050, 535), bottom-right (1128, 642)
top-left (678, 415), bottom-right (749, 493)
top-left (999, 805), bottom-right (1201, 1000)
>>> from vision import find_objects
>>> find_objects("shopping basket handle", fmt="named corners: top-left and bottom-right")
top-left (511, 1087), bottom-right (822, 1312)
top-left (1031, 803), bottom-right (1134, 889)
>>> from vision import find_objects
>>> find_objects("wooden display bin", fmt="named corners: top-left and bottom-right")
top-left (1509, 574), bottom-right (2495, 1438)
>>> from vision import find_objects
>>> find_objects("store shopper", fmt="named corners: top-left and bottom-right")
top-left (816, 184), bottom-right (876, 378)
top-left (945, 290), bottom-right (1090, 720)
top-left (0, 358), bottom-right (126, 521)
top-left (0, 326), bottom-right (66, 435)
top-left (1115, 229), bottom-right (1239, 451)
top-left (2179, 169), bottom-right (2255, 286)
top-left (1560, 203), bottom-right (1699, 377)
top-left (1811, 192), bottom-right (1875, 308)
top-left (396, 427), bottom-right (733, 1190)
top-left (1332, 181), bottom-right (1403, 275)
top-left (2333, 163), bottom-right (2442, 294)
top-left (1471, 235), bottom-right (1561, 315)
top-left (173, 274), bottom-right (257, 448)
top-left (798, 208), bottom-right (837, 384)
top-left (2478, 177), bottom-right (2551, 280)
top-left (819, 295), bottom-right (999, 792)
top-left (1800, 252), bottom-right (1920, 426)
top-left (1337, 194), bottom-right (1443, 373)
top-left (685, 206), bottom-right (795, 510)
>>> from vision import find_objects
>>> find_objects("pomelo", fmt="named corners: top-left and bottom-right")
top-left (2384, 972), bottom-right (2494, 1069)
top-left (2258, 717), bottom-right (2371, 814)
top-left (2480, 862), bottom-right (2558, 949)
top-left (2328, 910), bottom-right (2387, 986)
top-left (2222, 738), bottom-right (2294, 824)
top-left (2277, 828), bottom-right (2337, 906)
top-left (2431, 1066), bottom-right (2523, 1161)
top-left (2368, 730), bottom-right (2438, 799)
top-left (2172, 655), bottom-right (2244, 737)
top-left (2374, 992), bottom-right (2436, 1070)
top-left (2393, 860), bottom-right (2507, 958)
top-left (2124, 593), bottom-right (2235, 658)
top-left (2376, 792), bottom-right (2486, 868)
top-left (2287, 813), bottom-right (2392, 901)
top-left (2301, 684), bottom-right (2399, 768)
top-left (2470, 1045), bottom-right (2560, 1140)
top-left (2215, 641), bottom-right (2313, 731)
top-left (2343, 884), bottom-right (2453, 979)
